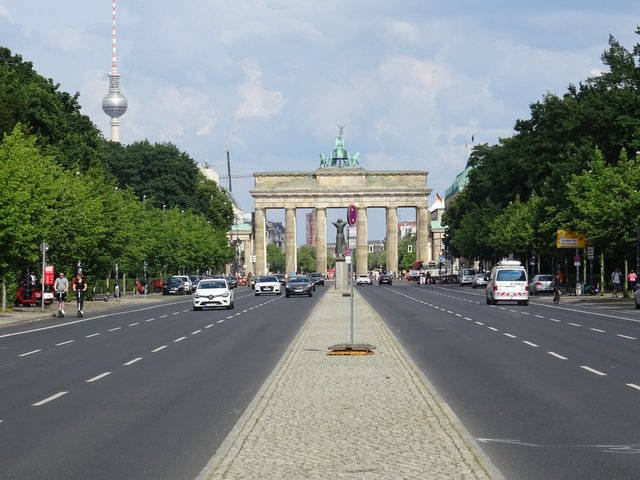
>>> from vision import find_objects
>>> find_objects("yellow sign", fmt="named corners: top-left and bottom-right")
top-left (556, 230), bottom-right (586, 249)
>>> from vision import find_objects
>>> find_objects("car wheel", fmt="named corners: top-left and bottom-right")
top-left (255, 292), bottom-right (260, 296)
top-left (286, 293), bottom-right (290, 298)
top-left (309, 292), bottom-right (313, 297)
top-left (486, 297), bottom-right (491, 305)
top-left (277, 291), bottom-right (281, 295)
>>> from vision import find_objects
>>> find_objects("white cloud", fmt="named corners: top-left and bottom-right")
top-left (235, 59), bottom-right (287, 120)
top-left (386, 20), bottom-right (418, 43)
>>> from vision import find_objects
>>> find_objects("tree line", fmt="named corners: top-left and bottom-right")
top-left (0, 47), bottom-right (234, 304)
top-left (442, 30), bottom-right (640, 287)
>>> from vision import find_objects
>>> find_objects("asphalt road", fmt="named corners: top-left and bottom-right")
top-left (0, 287), bottom-right (323, 480)
top-left (358, 282), bottom-right (640, 480)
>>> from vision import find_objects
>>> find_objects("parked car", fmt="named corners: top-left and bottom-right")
top-left (528, 274), bottom-right (555, 295)
top-left (188, 275), bottom-right (200, 292)
top-left (459, 268), bottom-right (477, 286)
top-left (356, 274), bottom-right (371, 285)
top-left (634, 285), bottom-right (640, 309)
top-left (285, 276), bottom-right (314, 297)
top-left (163, 277), bottom-right (186, 295)
top-left (309, 272), bottom-right (325, 287)
top-left (172, 275), bottom-right (192, 293)
top-left (379, 273), bottom-right (393, 285)
top-left (254, 275), bottom-right (282, 296)
top-left (193, 278), bottom-right (234, 310)
top-left (471, 272), bottom-right (489, 288)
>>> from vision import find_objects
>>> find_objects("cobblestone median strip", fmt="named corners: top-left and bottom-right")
top-left (199, 290), bottom-right (503, 480)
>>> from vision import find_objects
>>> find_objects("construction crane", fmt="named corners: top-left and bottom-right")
top-left (218, 150), bottom-right (253, 192)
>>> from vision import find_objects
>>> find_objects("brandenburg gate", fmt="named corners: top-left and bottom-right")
top-left (250, 128), bottom-right (432, 275)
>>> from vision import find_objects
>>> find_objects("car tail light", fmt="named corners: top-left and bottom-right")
top-left (492, 285), bottom-right (498, 291)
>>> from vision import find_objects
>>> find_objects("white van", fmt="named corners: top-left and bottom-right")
top-left (486, 260), bottom-right (528, 306)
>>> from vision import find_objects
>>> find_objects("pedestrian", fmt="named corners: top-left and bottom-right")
top-left (72, 270), bottom-right (88, 317)
top-left (54, 271), bottom-right (69, 317)
top-left (611, 268), bottom-right (622, 298)
top-left (628, 270), bottom-right (637, 291)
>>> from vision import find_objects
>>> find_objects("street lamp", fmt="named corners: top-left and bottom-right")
top-left (40, 241), bottom-right (49, 312)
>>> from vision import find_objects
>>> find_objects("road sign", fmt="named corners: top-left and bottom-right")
top-left (347, 204), bottom-right (357, 226)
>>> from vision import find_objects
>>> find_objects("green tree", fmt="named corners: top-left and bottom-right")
top-left (296, 245), bottom-right (316, 274)
top-left (267, 243), bottom-right (285, 273)
top-left (398, 234), bottom-right (416, 271)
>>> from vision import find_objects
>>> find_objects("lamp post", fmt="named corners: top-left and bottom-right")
top-left (40, 241), bottom-right (49, 312)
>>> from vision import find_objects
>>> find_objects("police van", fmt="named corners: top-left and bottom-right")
top-left (485, 260), bottom-right (529, 306)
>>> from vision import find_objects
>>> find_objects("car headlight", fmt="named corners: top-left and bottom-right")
top-left (222, 291), bottom-right (229, 297)
top-left (193, 293), bottom-right (200, 299)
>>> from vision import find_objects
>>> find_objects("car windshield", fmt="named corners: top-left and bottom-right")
top-left (258, 276), bottom-right (278, 283)
top-left (170, 279), bottom-right (183, 286)
top-left (290, 277), bottom-right (310, 283)
top-left (538, 275), bottom-right (554, 281)
top-left (200, 280), bottom-right (226, 289)
top-left (497, 270), bottom-right (526, 281)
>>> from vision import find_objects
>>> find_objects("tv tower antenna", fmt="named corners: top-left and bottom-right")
top-left (102, 0), bottom-right (128, 143)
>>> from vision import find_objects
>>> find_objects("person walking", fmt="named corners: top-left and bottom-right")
top-left (611, 268), bottom-right (622, 298)
top-left (72, 270), bottom-right (88, 317)
top-left (54, 271), bottom-right (69, 317)
top-left (628, 270), bottom-right (637, 291)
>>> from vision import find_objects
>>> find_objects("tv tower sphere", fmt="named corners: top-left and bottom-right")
top-left (102, 79), bottom-right (128, 118)
top-left (103, 0), bottom-right (127, 142)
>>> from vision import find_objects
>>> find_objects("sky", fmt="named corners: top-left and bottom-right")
top-left (1, 1), bottom-right (639, 243)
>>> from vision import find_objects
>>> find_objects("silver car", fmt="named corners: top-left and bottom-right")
top-left (471, 272), bottom-right (488, 288)
top-left (528, 274), bottom-right (555, 295)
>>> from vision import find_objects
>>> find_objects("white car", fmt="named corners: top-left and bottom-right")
top-left (193, 278), bottom-right (234, 310)
top-left (172, 275), bottom-right (192, 293)
top-left (254, 275), bottom-right (282, 296)
top-left (356, 274), bottom-right (371, 285)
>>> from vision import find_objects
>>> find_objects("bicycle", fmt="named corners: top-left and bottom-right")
top-left (553, 287), bottom-right (561, 304)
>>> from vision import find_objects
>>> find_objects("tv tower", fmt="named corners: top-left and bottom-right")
top-left (102, 0), bottom-right (128, 143)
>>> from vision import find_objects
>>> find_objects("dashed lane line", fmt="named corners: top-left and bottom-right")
top-left (580, 366), bottom-right (607, 376)
top-left (33, 391), bottom-right (68, 407)
top-left (124, 357), bottom-right (142, 366)
top-left (19, 349), bottom-right (41, 357)
top-left (86, 372), bottom-right (111, 383)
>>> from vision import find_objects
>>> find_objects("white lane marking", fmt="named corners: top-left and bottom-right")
top-left (183, 309), bottom-right (190, 313)
top-left (33, 391), bottom-right (68, 406)
top-left (160, 315), bottom-right (168, 318)
top-left (56, 340), bottom-right (74, 346)
top-left (242, 309), bottom-right (249, 313)
top-left (550, 318), bottom-right (561, 323)
top-left (152, 346), bottom-right (167, 353)
top-left (521, 312), bottom-right (531, 315)
top-left (19, 349), bottom-right (42, 357)
top-left (174, 336), bottom-right (187, 342)
top-left (569, 323), bottom-right (582, 327)
top-left (523, 341), bottom-right (539, 347)
top-left (548, 352), bottom-right (568, 360)
top-left (108, 327), bottom-right (122, 332)
top-left (475, 321), bottom-right (485, 326)
top-left (85, 333), bottom-right (101, 338)
top-left (205, 324), bottom-right (214, 329)
top-left (503, 333), bottom-right (517, 339)
top-left (128, 322), bottom-right (139, 326)
top-left (217, 320), bottom-right (225, 324)
top-left (124, 357), bottom-right (142, 366)
top-left (226, 316), bottom-right (234, 319)
top-left (626, 384), bottom-right (640, 392)
top-left (172, 312), bottom-right (180, 315)
top-left (145, 318), bottom-right (155, 322)
top-left (534, 314), bottom-right (544, 319)
top-left (590, 328), bottom-right (606, 333)
top-left (617, 334), bottom-right (636, 340)
top-left (86, 372), bottom-right (111, 383)
top-left (580, 366), bottom-right (607, 376)
top-left (191, 330), bottom-right (202, 335)
top-left (464, 317), bottom-right (472, 321)
top-left (488, 327), bottom-right (499, 332)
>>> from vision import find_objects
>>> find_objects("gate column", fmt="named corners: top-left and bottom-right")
top-left (416, 206), bottom-right (430, 263)
top-left (356, 207), bottom-right (368, 274)
top-left (254, 207), bottom-right (267, 275)
top-left (315, 207), bottom-right (327, 273)
top-left (386, 206), bottom-right (398, 275)
top-left (285, 207), bottom-right (297, 274)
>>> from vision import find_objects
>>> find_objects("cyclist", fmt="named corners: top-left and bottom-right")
top-left (54, 271), bottom-right (69, 317)
top-left (72, 270), bottom-right (88, 317)
top-left (552, 273), bottom-right (562, 304)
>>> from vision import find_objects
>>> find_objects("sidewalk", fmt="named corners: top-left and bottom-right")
top-left (0, 293), bottom-right (166, 328)
top-left (197, 289), bottom-right (503, 480)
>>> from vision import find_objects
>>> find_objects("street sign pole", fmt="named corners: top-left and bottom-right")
top-left (347, 205), bottom-right (357, 345)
